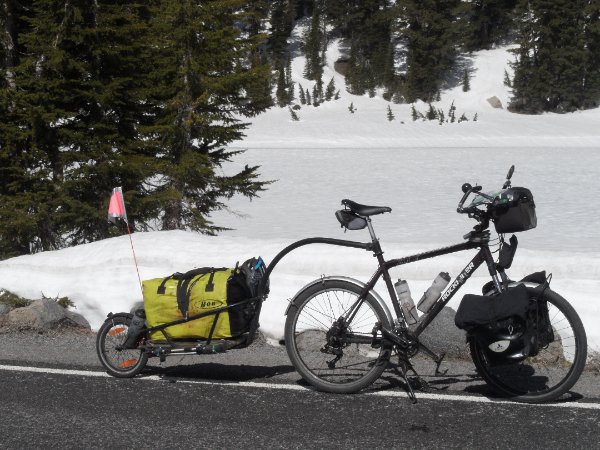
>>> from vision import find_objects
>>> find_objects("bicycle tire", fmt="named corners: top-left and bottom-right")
top-left (96, 314), bottom-right (149, 378)
top-left (470, 286), bottom-right (587, 403)
top-left (285, 279), bottom-right (392, 394)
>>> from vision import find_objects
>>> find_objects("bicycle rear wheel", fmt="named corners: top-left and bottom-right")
top-left (470, 287), bottom-right (587, 403)
top-left (285, 279), bottom-right (392, 393)
top-left (96, 314), bottom-right (148, 378)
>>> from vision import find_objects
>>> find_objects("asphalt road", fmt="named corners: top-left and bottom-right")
top-left (0, 331), bottom-right (599, 449)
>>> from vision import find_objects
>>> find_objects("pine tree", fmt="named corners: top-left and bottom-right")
top-left (334, 90), bottom-right (340, 100)
top-left (398, 0), bottom-right (461, 102)
top-left (462, 69), bottom-right (471, 92)
top-left (289, 107), bottom-right (300, 121)
top-left (276, 67), bottom-right (288, 107)
top-left (584, 0), bottom-right (600, 107)
top-left (343, 0), bottom-right (395, 96)
top-left (438, 109), bottom-right (445, 125)
top-left (503, 68), bottom-right (512, 87)
top-left (509, 0), bottom-right (589, 113)
top-left (473, 113), bottom-right (478, 121)
top-left (298, 83), bottom-right (307, 104)
top-left (387, 105), bottom-right (395, 121)
top-left (458, 113), bottom-right (469, 122)
top-left (306, 88), bottom-right (311, 105)
top-left (149, 0), bottom-right (272, 232)
top-left (411, 104), bottom-right (418, 121)
top-left (348, 102), bottom-right (356, 113)
top-left (426, 103), bottom-right (438, 121)
top-left (325, 77), bottom-right (336, 101)
top-left (448, 101), bottom-right (457, 123)
top-left (460, 0), bottom-right (518, 52)
top-left (304, 1), bottom-right (324, 80)
top-left (312, 84), bottom-right (319, 106)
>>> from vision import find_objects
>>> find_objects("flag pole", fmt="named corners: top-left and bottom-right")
top-left (125, 221), bottom-right (143, 296)
top-left (108, 187), bottom-right (143, 297)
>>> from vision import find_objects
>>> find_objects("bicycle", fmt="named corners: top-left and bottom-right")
top-left (281, 166), bottom-right (587, 403)
top-left (96, 166), bottom-right (587, 404)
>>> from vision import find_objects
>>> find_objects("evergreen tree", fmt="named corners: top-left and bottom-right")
top-left (386, 105), bottom-right (395, 121)
top-left (276, 67), bottom-right (288, 107)
top-left (334, 90), bottom-right (340, 100)
top-left (462, 69), bottom-right (471, 92)
top-left (306, 88), bottom-right (311, 105)
top-left (460, 0), bottom-right (518, 51)
top-left (397, 0), bottom-right (461, 102)
top-left (312, 84), bottom-right (319, 106)
top-left (343, 0), bottom-right (395, 96)
top-left (584, 0), bottom-right (600, 107)
top-left (303, 0), bottom-right (324, 80)
top-left (510, 0), bottom-right (589, 113)
top-left (289, 107), bottom-right (300, 121)
top-left (448, 101), bottom-right (457, 123)
top-left (503, 68), bottom-right (512, 87)
top-left (3, 0), bottom-right (159, 251)
top-left (325, 77), bottom-right (336, 101)
top-left (348, 102), bottom-right (356, 113)
top-left (426, 103), bottom-right (438, 120)
top-left (149, 0), bottom-right (272, 232)
top-left (298, 83), bottom-right (307, 104)
top-left (473, 113), bottom-right (478, 121)
top-left (411, 104), bottom-right (418, 121)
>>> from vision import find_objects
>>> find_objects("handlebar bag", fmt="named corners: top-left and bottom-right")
top-left (143, 264), bottom-right (256, 341)
top-left (491, 187), bottom-right (537, 233)
top-left (455, 284), bottom-right (529, 330)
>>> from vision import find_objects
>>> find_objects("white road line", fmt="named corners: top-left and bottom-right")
top-left (1, 364), bottom-right (599, 410)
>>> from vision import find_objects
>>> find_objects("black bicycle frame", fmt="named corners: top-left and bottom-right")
top-left (261, 230), bottom-right (504, 340)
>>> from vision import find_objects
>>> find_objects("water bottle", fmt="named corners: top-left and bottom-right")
top-left (417, 272), bottom-right (451, 313)
top-left (394, 279), bottom-right (419, 325)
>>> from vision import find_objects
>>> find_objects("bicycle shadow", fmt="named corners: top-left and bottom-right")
top-left (141, 362), bottom-right (296, 383)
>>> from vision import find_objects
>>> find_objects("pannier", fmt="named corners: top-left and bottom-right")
top-left (491, 187), bottom-right (537, 234)
top-left (143, 257), bottom-right (266, 341)
top-left (455, 284), bottom-right (530, 331)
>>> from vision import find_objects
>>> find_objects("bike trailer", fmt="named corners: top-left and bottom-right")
top-left (143, 258), bottom-right (265, 341)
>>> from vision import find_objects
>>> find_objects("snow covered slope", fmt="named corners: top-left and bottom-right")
top-left (233, 42), bottom-right (600, 149)
top-left (0, 231), bottom-right (598, 356)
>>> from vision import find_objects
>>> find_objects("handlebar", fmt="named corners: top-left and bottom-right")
top-left (457, 183), bottom-right (482, 213)
top-left (457, 166), bottom-right (516, 215)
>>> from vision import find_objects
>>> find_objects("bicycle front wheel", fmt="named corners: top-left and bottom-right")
top-left (470, 287), bottom-right (587, 403)
top-left (285, 279), bottom-right (392, 394)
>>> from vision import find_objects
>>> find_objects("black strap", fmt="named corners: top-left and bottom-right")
top-left (205, 270), bottom-right (215, 292)
top-left (157, 275), bottom-right (173, 295)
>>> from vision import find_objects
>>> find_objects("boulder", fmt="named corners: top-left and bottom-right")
top-left (417, 307), bottom-right (469, 359)
top-left (487, 96), bottom-right (503, 109)
top-left (0, 303), bottom-right (12, 315)
top-left (7, 299), bottom-right (90, 331)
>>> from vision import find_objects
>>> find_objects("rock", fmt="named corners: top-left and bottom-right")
top-left (417, 307), bottom-right (470, 360)
top-left (7, 299), bottom-right (91, 331)
top-left (334, 58), bottom-right (350, 76)
top-left (0, 303), bottom-right (12, 315)
top-left (487, 96), bottom-right (503, 109)
top-left (129, 301), bottom-right (144, 314)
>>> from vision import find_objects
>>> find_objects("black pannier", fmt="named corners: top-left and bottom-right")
top-left (455, 284), bottom-right (530, 330)
top-left (491, 187), bottom-right (537, 234)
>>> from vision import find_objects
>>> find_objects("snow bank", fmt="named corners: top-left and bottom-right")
top-left (1, 231), bottom-right (598, 354)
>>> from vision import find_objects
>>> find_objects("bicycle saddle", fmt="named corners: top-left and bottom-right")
top-left (341, 199), bottom-right (392, 216)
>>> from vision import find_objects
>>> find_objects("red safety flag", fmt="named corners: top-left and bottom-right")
top-left (107, 187), bottom-right (128, 224)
